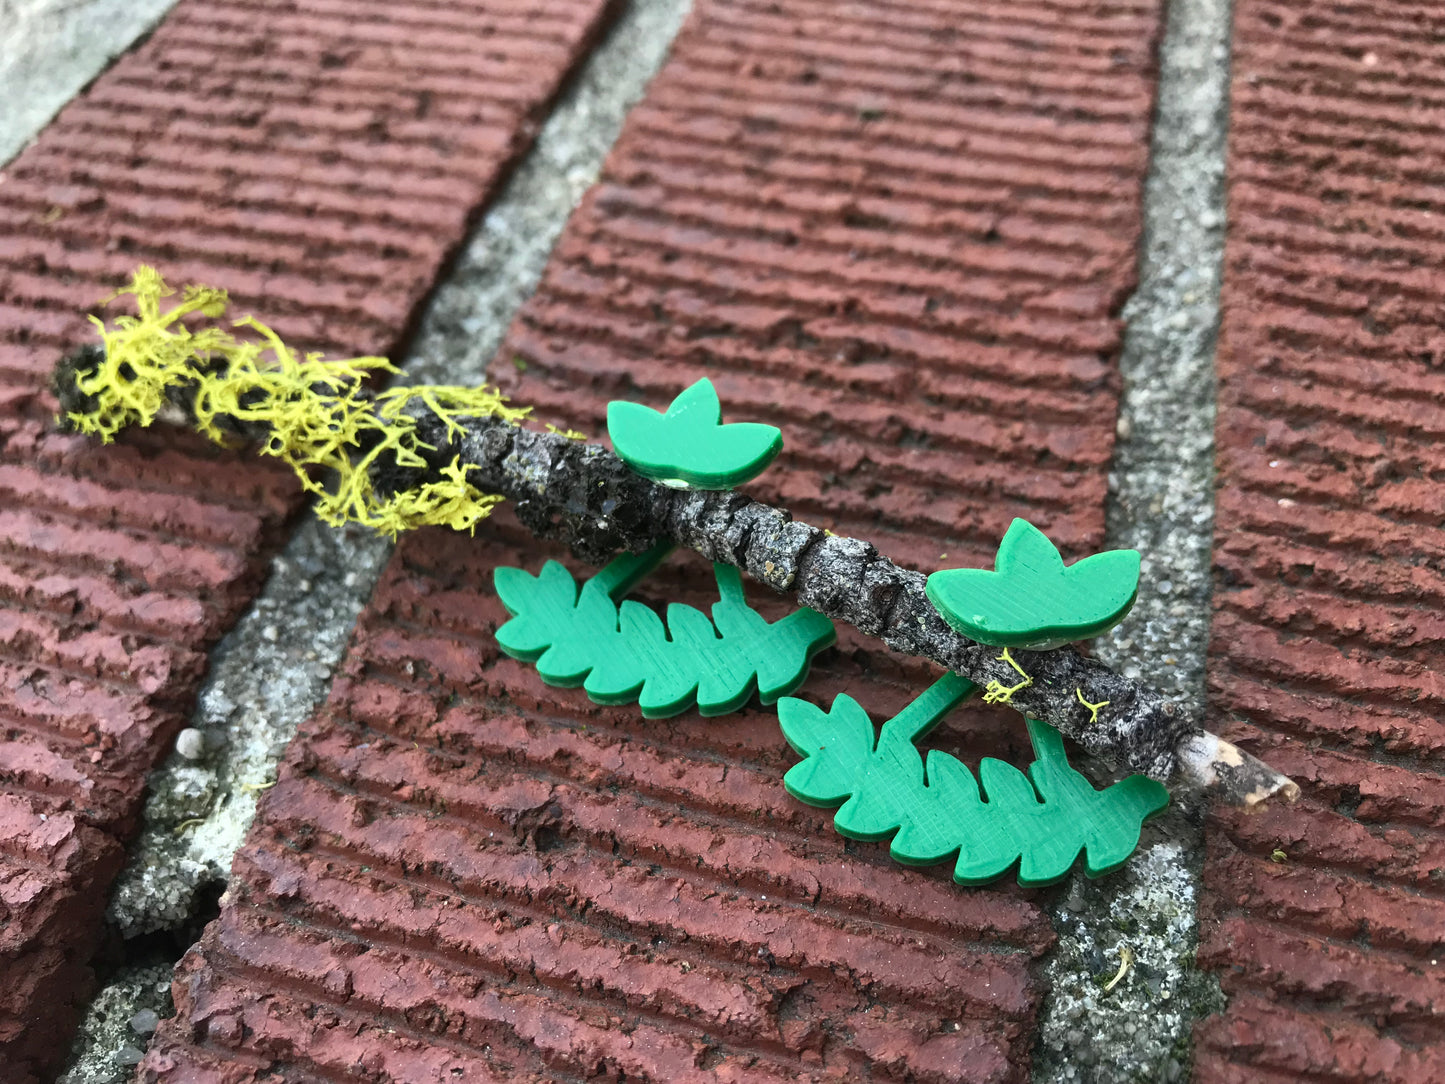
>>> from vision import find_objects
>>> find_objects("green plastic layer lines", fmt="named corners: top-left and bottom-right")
top-left (780, 673), bottom-right (1169, 886)
top-left (495, 543), bottom-right (836, 717)
top-left (607, 377), bottom-right (783, 490)
top-left (926, 518), bottom-right (1140, 650)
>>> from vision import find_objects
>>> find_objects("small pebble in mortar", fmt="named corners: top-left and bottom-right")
top-left (173, 729), bottom-right (206, 761)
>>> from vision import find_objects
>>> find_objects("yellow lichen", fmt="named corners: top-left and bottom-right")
top-left (982, 646), bottom-right (1033, 705)
top-left (1076, 687), bottom-right (1110, 725)
top-left (369, 456), bottom-right (503, 537)
top-left (65, 267), bottom-right (530, 539)
top-left (1102, 945), bottom-right (1135, 993)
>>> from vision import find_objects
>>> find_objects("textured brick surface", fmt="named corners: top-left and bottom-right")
top-left (0, 0), bottom-right (612, 1078)
top-left (1194, 2), bottom-right (1445, 1080)
top-left (501, 0), bottom-right (1162, 574)
top-left (143, 0), bottom-right (1166, 1080)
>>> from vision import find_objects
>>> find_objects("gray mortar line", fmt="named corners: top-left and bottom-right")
top-left (59, 1), bottom-right (694, 1079)
top-left (1032, 0), bottom-right (1233, 1080)
top-left (0, 0), bottom-right (180, 167)
top-left (399, 0), bottom-right (693, 390)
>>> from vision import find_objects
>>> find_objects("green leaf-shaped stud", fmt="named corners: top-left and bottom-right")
top-left (925, 519), bottom-right (1140, 649)
top-left (607, 378), bottom-right (782, 490)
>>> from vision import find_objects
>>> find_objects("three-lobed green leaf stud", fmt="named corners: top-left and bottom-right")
top-left (926, 519), bottom-right (1141, 650)
top-left (607, 378), bottom-right (782, 490)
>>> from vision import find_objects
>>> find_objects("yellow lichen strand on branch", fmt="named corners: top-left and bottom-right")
top-left (1076, 687), bottom-right (1111, 725)
top-left (70, 266), bottom-right (233, 440)
top-left (982, 646), bottom-right (1034, 705)
top-left (63, 267), bottom-right (529, 539)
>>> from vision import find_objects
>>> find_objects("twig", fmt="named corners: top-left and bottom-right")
top-left (397, 410), bottom-right (1296, 808)
top-left (51, 352), bottom-right (1299, 808)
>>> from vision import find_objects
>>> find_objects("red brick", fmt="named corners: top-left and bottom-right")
top-left (1195, 0), bottom-right (1445, 1077)
top-left (0, 608), bottom-right (200, 697)
top-left (0, 797), bottom-right (124, 1075)
top-left (1195, 995), bottom-right (1445, 1084)
top-left (144, 0), bottom-right (1164, 1075)
top-left (0, 557), bottom-right (210, 642)
top-left (0, 463), bottom-right (266, 549)
top-left (0, 0), bottom-right (614, 1074)
top-left (1204, 850), bottom-right (1445, 958)
top-left (295, 706), bottom-right (1044, 948)
top-left (10, 426), bottom-right (297, 519)
top-left (0, 507), bottom-right (250, 595)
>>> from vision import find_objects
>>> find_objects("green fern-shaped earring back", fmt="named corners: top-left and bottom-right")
top-left (776, 520), bottom-right (1164, 888)
top-left (495, 543), bottom-right (835, 718)
top-left (779, 674), bottom-right (1169, 886)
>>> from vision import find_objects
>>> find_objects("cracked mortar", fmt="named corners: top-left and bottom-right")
top-left (58, 0), bottom-right (693, 1078)
top-left (1032, 0), bottom-right (1234, 1079)
top-left (57, 962), bottom-right (185, 1084)
top-left (104, 518), bottom-right (390, 940)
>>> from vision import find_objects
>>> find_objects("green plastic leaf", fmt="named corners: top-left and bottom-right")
top-left (924, 518), bottom-right (1141, 648)
top-left (779, 695), bottom-right (874, 806)
top-left (495, 551), bottom-right (835, 719)
top-left (607, 378), bottom-right (783, 490)
top-left (776, 673), bottom-right (1169, 887)
top-left (1023, 720), bottom-right (1168, 881)
top-left (890, 752), bottom-right (981, 865)
top-left (494, 562), bottom-right (579, 660)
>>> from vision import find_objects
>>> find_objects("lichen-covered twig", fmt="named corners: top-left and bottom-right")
top-left (54, 269), bottom-right (528, 538)
top-left (50, 270), bottom-right (1297, 808)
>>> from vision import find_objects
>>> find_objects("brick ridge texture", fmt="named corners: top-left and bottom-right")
top-left (0, 0), bottom-right (614, 1078)
top-left (1193, 1), bottom-right (1445, 1081)
top-left (142, 0), bottom-right (1168, 1080)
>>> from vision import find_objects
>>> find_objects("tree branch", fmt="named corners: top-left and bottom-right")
top-left (404, 411), bottom-right (1297, 809)
top-left (51, 351), bottom-right (1297, 809)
